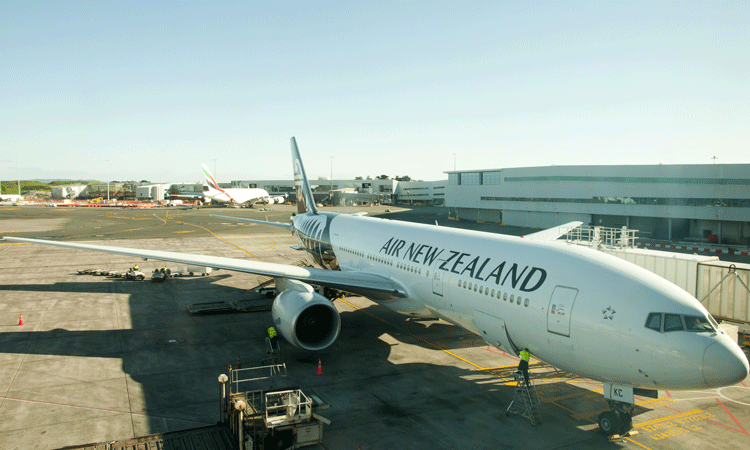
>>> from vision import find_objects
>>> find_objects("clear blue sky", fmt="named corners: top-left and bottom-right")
top-left (1, 1), bottom-right (748, 183)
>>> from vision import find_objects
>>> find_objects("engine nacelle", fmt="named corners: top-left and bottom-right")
top-left (272, 278), bottom-right (341, 351)
top-left (266, 198), bottom-right (275, 204)
top-left (273, 196), bottom-right (285, 204)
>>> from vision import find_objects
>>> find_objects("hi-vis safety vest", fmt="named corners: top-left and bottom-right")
top-left (520, 350), bottom-right (530, 362)
top-left (268, 327), bottom-right (277, 338)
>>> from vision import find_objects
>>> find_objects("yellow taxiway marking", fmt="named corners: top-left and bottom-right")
top-left (475, 363), bottom-right (519, 371)
top-left (183, 222), bottom-right (269, 260)
top-left (122, 228), bottom-right (145, 233)
top-left (624, 437), bottom-right (653, 450)
top-left (153, 212), bottom-right (168, 224)
top-left (0, 242), bottom-right (30, 246)
top-left (105, 214), bottom-right (152, 220)
top-left (174, 230), bottom-right (196, 234)
top-left (633, 409), bottom-right (702, 428)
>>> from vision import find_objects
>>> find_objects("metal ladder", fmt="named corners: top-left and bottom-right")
top-left (505, 371), bottom-right (542, 425)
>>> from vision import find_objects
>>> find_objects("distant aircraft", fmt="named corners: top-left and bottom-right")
top-left (0, 194), bottom-right (22, 202)
top-left (4, 137), bottom-right (748, 437)
top-left (169, 164), bottom-right (272, 206)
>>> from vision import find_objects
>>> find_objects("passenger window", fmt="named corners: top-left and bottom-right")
top-left (684, 315), bottom-right (714, 332)
top-left (645, 313), bottom-right (662, 332)
top-left (664, 314), bottom-right (684, 332)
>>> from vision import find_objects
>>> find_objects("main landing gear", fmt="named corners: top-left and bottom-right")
top-left (598, 400), bottom-right (634, 437)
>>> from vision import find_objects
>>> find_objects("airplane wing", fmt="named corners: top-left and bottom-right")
top-left (1, 236), bottom-right (406, 301)
top-left (522, 221), bottom-right (583, 241)
top-left (211, 214), bottom-right (293, 230)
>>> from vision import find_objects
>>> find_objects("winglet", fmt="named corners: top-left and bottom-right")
top-left (291, 137), bottom-right (318, 215)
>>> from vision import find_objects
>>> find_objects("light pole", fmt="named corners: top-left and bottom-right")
top-left (105, 159), bottom-right (110, 203)
top-left (330, 156), bottom-right (333, 205)
top-left (453, 153), bottom-right (456, 171)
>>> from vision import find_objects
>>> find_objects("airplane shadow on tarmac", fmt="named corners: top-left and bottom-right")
top-left (0, 274), bottom-right (626, 449)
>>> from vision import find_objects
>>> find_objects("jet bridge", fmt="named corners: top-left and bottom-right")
top-left (566, 226), bottom-right (750, 340)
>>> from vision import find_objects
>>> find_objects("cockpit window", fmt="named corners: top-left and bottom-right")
top-left (645, 313), bottom-right (662, 331)
top-left (664, 314), bottom-right (684, 332)
top-left (645, 312), bottom-right (717, 333)
top-left (684, 315), bottom-right (715, 332)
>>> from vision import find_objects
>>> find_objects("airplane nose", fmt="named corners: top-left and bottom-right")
top-left (703, 341), bottom-right (750, 387)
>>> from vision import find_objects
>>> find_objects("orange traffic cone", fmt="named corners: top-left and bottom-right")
top-left (18, 314), bottom-right (24, 326)
top-left (316, 359), bottom-right (324, 375)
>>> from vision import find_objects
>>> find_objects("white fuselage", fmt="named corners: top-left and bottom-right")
top-left (296, 213), bottom-right (748, 390)
top-left (205, 187), bottom-right (270, 205)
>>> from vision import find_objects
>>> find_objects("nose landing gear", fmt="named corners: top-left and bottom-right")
top-left (598, 400), bottom-right (634, 437)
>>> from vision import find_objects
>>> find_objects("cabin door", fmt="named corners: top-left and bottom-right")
top-left (547, 286), bottom-right (578, 337)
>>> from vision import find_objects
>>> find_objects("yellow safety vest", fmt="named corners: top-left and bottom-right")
top-left (268, 327), bottom-right (277, 338)
top-left (520, 350), bottom-right (530, 362)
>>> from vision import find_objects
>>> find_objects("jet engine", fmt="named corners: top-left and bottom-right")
top-left (272, 278), bottom-right (341, 351)
top-left (273, 196), bottom-right (285, 204)
top-left (266, 198), bottom-right (275, 204)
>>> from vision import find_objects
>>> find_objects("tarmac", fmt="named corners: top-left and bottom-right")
top-left (0, 204), bottom-right (748, 450)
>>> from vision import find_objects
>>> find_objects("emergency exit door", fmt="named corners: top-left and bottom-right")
top-left (547, 286), bottom-right (578, 337)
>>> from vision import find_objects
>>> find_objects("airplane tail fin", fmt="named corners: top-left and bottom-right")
top-left (201, 164), bottom-right (220, 191)
top-left (290, 137), bottom-right (318, 215)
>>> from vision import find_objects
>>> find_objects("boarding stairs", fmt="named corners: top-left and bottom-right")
top-left (505, 372), bottom-right (542, 425)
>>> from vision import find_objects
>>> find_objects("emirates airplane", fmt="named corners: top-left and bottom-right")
top-left (5, 137), bottom-right (747, 437)
top-left (170, 164), bottom-right (272, 206)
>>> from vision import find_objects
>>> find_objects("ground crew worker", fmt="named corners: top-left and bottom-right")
top-left (517, 348), bottom-right (530, 385)
top-left (268, 326), bottom-right (278, 350)
top-left (132, 263), bottom-right (139, 271)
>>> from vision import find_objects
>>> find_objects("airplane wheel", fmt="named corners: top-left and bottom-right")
top-left (618, 412), bottom-right (633, 435)
top-left (598, 411), bottom-right (619, 436)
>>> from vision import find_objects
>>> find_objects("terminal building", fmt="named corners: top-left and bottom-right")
top-left (231, 178), bottom-right (446, 206)
top-left (446, 163), bottom-right (750, 245)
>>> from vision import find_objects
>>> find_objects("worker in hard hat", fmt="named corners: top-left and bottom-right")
top-left (131, 263), bottom-right (139, 272)
top-left (517, 348), bottom-right (530, 385)
top-left (268, 326), bottom-right (279, 352)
